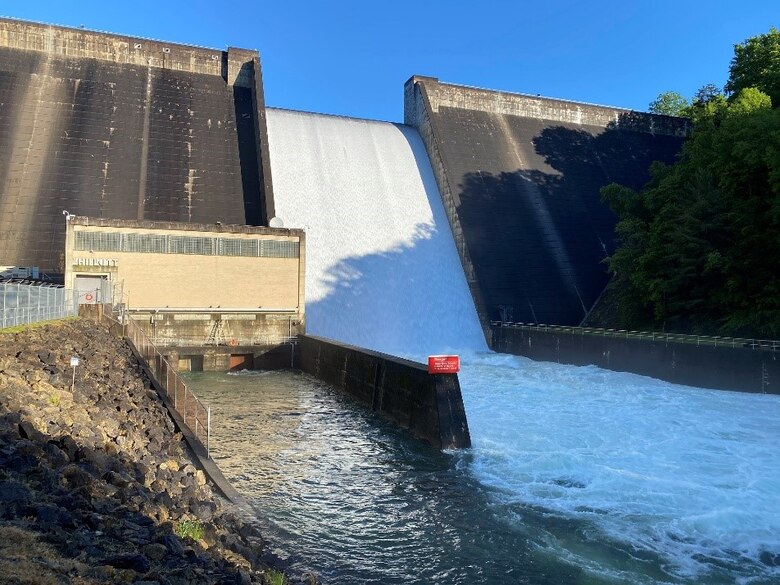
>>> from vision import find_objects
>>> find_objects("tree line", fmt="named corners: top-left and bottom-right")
top-left (600, 28), bottom-right (780, 338)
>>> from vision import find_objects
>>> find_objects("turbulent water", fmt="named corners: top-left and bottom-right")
top-left (260, 107), bottom-right (780, 583)
top-left (188, 367), bottom-right (780, 585)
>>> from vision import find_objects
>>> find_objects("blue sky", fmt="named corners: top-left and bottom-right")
top-left (3, 1), bottom-right (777, 121)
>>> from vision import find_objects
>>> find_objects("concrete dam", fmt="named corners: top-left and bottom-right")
top-left (0, 18), bottom-right (274, 274)
top-left (0, 17), bottom-right (689, 347)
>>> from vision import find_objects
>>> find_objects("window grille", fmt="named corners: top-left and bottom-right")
top-left (123, 233), bottom-right (167, 254)
top-left (260, 240), bottom-right (299, 258)
top-left (168, 236), bottom-right (214, 256)
top-left (219, 238), bottom-right (259, 257)
top-left (72, 231), bottom-right (297, 259)
top-left (74, 231), bottom-right (121, 252)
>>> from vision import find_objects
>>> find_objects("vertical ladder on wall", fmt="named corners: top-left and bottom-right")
top-left (205, 319), bottom-right (226, 346)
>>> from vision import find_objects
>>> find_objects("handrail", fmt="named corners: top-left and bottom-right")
top-left (104, 312), bottom-right (212, 456)
top-left (491, 321), bottom-right (780, 352)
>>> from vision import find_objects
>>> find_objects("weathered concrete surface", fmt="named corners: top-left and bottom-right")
top-left (492, 324), bottom-right (780, 394)
top-left (0, 18), bottom-right (274, 272)
top-left (0, 319), bottom-right (292, 583)
top-left (298, 334), bottom-right (471, 449)
top-left (405, 77), bottom-right (688, 338)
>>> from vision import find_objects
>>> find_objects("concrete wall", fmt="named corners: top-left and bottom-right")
top-left (492, 325), bottom-right (780, 394)
top-left (297, 335), bottom-right (471, 449)
top-left (405, 76), bottom-right (689, 338)
top-left (0, 18), bottom-right (274, 272)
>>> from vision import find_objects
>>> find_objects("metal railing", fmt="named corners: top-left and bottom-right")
top-left (491, 321), bottom-right (780, 352)
top-left (0, 281), bottom-right (77, 329)
top-left (108, 312), bottom-right (211, 456)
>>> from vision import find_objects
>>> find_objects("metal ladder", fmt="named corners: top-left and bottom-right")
top-left (205, 319), bottom-right (226, 346)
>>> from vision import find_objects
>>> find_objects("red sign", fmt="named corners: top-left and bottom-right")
top-left (427, 355), bottom-right (460, 374)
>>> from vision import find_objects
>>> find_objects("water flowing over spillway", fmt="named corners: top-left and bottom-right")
top-left (262, 108), bottom-right (780, 583)
top-left (265, 108), bottom-right (487, 356)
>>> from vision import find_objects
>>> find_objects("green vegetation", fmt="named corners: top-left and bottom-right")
top-left (603, 28), bottom-right (780, 338)
top-left (174, 519), bottom-right (204, 542)
top-left (0, 316), bottom-right (78, 335)
top-left (47, 393), bottom-right (61, 407)
top-left (264, 569), bottom-right (287, 585)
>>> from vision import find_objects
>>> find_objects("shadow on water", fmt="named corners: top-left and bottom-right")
top-left (454, 113), bottom-right (684, 325)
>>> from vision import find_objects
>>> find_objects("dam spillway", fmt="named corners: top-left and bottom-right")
top-left (265, 108), bottom-right (486, 357)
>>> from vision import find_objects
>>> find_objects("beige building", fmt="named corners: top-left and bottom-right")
top-left (64, 217), bottom-right (305, 368)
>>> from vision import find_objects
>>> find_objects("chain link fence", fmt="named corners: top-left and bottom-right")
top-left (0, 282), bottom-right (78, 329)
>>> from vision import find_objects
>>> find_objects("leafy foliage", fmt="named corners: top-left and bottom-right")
top-left (649, 91), bottom-right (689, 116)
top-left (604, 73), bottom-right (780, 336)
top-left (726, 27), bottom-right (780, 107)
top-left (174, 519), bottom-right (204, 542)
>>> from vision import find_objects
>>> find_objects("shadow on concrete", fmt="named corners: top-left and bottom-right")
top-left (453, 113), bottom-right (684, 325)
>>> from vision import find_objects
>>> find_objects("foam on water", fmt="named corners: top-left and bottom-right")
top-left (265, 108), bottom-right (486, 356)
top-left (459, 352), bottom-right (780, 583)
top-left (265, 106), bottom-right (780, 583)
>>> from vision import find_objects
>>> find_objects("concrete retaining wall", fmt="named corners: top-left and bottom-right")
top-left (297, 335), bottom-right (471, 449)
top-left (492, 325), bottom-right (779, 394)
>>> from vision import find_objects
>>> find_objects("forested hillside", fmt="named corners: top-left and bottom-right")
top-left (598, 28), bottom-right (780, 338)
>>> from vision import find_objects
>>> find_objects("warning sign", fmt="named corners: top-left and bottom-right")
top-left (427, 355), bottom-right (460, 374)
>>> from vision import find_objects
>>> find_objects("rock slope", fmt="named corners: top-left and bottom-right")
top-left (0, 319), bottom-right (289, 584)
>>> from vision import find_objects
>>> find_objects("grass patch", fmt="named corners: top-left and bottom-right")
top-left (0, 316), bottom-right (78, 335)
top-left (0, 525), bottom-right (73, 585)
top-left (265, 569), bottom-right (287, 585)
top-left (47, 393), bottom-right (61, 407)
top-left (174, 519), bottom-right (204, 542)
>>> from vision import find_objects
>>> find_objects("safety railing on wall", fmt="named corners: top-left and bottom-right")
top-left (107, 312), bottom-right (211, 457)
top-left (0, 281), bottom-right (78, 329)
top-left (491, 321), bottom-right (780, 352)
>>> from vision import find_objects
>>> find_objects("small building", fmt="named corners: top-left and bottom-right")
top-left (64, 216), bottom-right (305, 370)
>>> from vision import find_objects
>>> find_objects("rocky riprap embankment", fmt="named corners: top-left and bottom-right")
top-left (0, 319), bottom-right (290, 585)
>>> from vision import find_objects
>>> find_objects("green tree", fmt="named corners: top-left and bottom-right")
top-left (602, 89), bottom-right (780, 336)
top-left (726, 27), bottom-right (780, 107)
top-left (648, 91), bottom-right (689, 116)
top-left (692, 83), bottom-right (723, 105)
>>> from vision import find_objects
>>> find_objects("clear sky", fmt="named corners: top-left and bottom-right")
top-left (3, 1), bottom-right (777, 122)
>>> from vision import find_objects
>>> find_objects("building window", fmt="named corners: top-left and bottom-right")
top-left (73, 230), bottom-right (299, 259)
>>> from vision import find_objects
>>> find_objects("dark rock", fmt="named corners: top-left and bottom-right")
top-left (18, 420), bottom-right (47, 442)
top-left (0, 479), bottom-right (32, 505)
top-left (59, 464), bottom-right (94, 488)
top-left (103, 470), bottom-right (131, 488)
top-left (143, 542), bottom-right (168, 561)
top-left (57, 435), bottom-right (79, 461)
top-left (162, 533), bottom-right (186, 556)
top-left (43, 441), bottom-right (70, 468)
top-left (192, 501), bottom-right (215, 523)
top-left (35, 503), bottom-right (76, 528)
top-left (234, 568), bottom-right (252, 585)
top-left (101, 552), bottom-right (151, 573)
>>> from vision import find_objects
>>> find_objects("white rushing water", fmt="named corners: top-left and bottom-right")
top-left (459, 352), bottom-right (780, 583)
top-left (265, 106), bottom-right (780, 583)
top-left (265, 108), bottom-right (486, 356)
